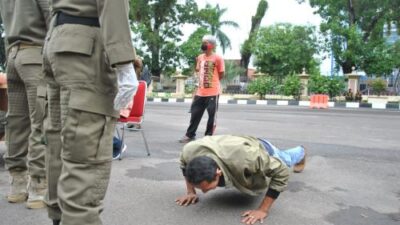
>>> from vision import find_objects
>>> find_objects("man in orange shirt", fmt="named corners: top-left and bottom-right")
top-left (179, 35), bottom-right (224, 143)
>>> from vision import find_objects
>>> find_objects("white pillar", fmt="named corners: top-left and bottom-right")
top-left (172, 70), bottom-right (188, 96)
top-left (346, 67), bottom-right (361, 96)
top-left (299, 68), bottom-right (309, 99)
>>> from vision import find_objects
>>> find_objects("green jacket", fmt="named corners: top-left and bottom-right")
top-left (0, 0), bottom-right (50, 50)
top-left (180, 135), bottom-right (290, 196)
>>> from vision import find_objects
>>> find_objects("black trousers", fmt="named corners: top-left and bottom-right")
top-left (186, 95), bottom-right (219, 138)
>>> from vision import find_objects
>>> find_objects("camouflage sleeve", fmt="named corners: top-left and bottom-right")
top-left (262, 156), bottom-right (290, 193)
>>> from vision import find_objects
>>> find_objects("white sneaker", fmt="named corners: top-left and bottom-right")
top-left (113, 144), bottom-right (127, 160)
top-left (121, 144), bottom-right (127, 154)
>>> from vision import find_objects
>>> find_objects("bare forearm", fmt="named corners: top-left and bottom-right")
top-left (258, 195), bottom-right (276, 213)
top-left (185, 178), bottom-right (196, 194)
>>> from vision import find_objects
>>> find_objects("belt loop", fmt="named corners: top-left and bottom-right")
top-left (8, 45), bottom-right (18, 59)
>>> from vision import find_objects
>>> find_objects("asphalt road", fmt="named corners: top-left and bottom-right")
top-left (0, 103), bottom-right (399, 225)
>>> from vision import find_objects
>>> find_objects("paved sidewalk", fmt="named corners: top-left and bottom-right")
top-left (147, 97), bottom-right (400, 110)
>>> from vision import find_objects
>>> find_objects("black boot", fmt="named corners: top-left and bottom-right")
top-left (53, 220), bottom-right (60, 225)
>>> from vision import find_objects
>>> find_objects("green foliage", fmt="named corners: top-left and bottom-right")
top-left (330, 25), bottom-right (364, 73)
top-left (392, 41), bottom-right (400, 94)
top-left (327, 77), bottom-right (346, 98)
top-left (361, 40), bottom-right (395, 77)
top-left (223, 60), bottom-right (245, 85)
top-left (368, 78), bottom-right (387, 96)
top-left (185, 83), bottom-right (196, 94)
top-left (281, 74), bottom-right (301, 100)
top-left (308, 74), bottom-right (330, 95)
top-left (308, 74), bottom-right (345, 98)
top-left (130, 1), bottom-right (240, 77)
top-left (197, 4), bottom-right (239, 53)
top-left (253, 23), bottom-right (320, 82)
top-left (393, 41), bottom-right (400, 69)
top-left (180, 27), bottom-right (209, 74)
top-left (0, 17), bottom-right (6, 71)
top-left (299, 0), bottom-right (400, 74)
top-left (247, 76), bottom-right (278, 100)
top-left (130, 0), bottom-right (199, 77)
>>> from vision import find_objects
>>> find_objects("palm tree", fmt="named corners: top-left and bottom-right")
top-left (240, 0), bottom-right (268, 82)
top-left (198, 4), bottom-right (239, 54)
top-left (0, 17), bottom-right (6, 71)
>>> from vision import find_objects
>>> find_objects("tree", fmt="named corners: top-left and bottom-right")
top-left (368, 78), bottom-right (387, 96)
top-left (223, 60), bottom-right (245, 85)
top-left (247, 76), bottom-right (278, 100)
top-left (130, 0), bottom-right (199, 77)
top-left (327, 77), bottom-right (346, 98)
top-left (308, 74), bottom-right (330, 95)
top-left (180, 27), bottom-right (209, 75)
top-left (197, 4), bottom-right (239, 54)
top-left (0, 17), bottom-right (6, 71)
top-left (364, 40), bottom-right (400, 94)
top-left (240, 0), bottom-right (268, 81)
top-left (280, 73), bottom-right (302, 100)
top-left (361, 39), bottom-right (395, 77)
top-left (391, 41), bottom-right (400, 94)
top-left (308, 74), bottom-right (345, 98)
top-left (297, 0), bottom-right (400, 74)
top-left (253, 23), bottom-right (320, 82)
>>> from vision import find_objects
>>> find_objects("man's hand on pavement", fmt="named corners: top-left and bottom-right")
top-left (175, 193), bottom-right (199, 206)
top-left (241, 209), bottom-right (268, 224)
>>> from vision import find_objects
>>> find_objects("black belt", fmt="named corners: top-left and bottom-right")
top-left (55, 12), bottom-right (100, 27)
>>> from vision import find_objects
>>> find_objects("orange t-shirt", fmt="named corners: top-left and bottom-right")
top-left (195, 53), bottom-right (224, 96)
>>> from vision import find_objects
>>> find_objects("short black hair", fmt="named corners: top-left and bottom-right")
top-left (185, 156), bottom-right (218, 185)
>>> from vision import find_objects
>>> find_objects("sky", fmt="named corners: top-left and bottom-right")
top-left (183, 0), bottom-right (332, 74)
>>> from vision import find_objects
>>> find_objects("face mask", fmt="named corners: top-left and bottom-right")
top-left (201, 43), bottom-right (208, 51)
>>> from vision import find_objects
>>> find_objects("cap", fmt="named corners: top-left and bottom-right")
top-left (202, 35), bottom-right (217, 46)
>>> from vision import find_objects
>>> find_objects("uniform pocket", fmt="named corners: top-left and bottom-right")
top-left (47, 27), bottom-right (97, 83)
top-left (33, 84), bottom-right (47, 123)
top-left (62, 109), bottom-right (114, 163)
top-left (51, 35), bottom-right (94, 56)
top-left (19, 48), bottom-right (43, 65)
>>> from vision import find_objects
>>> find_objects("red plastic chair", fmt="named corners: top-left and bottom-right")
top-left (116, 80), bottom-right (150, 159)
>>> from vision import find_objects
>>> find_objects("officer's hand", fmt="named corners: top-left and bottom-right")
top-left (175, 193), bottom-right (199, 206)
top-left (241, 210), bottom-right (268, 224)
top-left (133, 57), bottom-right (143, 77)
top-left (0, 73), bottom-right (6, 85)
top-left (113, 63), bottom-right (138, 110)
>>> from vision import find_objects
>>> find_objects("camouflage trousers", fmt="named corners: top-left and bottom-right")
top-left (43, 22), bottom-right (118, 225)
top-left (3, 45), bottom-right (46, 179)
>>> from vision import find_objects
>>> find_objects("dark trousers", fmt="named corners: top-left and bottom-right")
top-left (186, 95), bottom-right (219, 138)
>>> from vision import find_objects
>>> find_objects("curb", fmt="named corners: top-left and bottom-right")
top-left (147, 97), bottom-right (400, 110)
